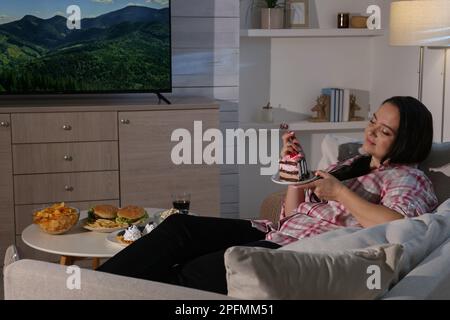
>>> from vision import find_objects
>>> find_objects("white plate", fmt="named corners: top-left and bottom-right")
top-left (82, 214), bottom-right (152, 233)
top-left (106, 230), bottom-right (129, 247)
top-left (106, 226), bottom-right (150, 247)
top-left (81, 218), bottom-right (127, 233)
top-left (271, 172), bottom-right (321, 186)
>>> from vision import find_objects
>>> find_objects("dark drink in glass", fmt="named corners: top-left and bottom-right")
top-left (172, 200), bottom-right (190, 214)
top-left (171, 192), bottom-right (191, 214)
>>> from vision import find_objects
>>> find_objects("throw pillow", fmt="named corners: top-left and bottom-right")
top-left (317, 134), bottom-right (363, 170)
top-left (225, 244), bottom-right (403, 300)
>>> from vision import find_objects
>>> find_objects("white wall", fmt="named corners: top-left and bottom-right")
top-left (238, 0), bottom-right (449, 219)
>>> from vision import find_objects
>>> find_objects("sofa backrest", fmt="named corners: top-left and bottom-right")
top-left (419, 142), bottom-right (450, 205)
top-left (337, 139), bottom-right (450, 205)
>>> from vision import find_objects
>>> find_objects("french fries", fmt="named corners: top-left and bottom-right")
top-left (86, 218), bottom-right (127, 229)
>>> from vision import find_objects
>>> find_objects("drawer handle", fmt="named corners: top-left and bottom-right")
top-left (64, 185), bottom-right (74, 192)
top-left (0, 121), bottom-right (10, 128)
top-left (62, 124), bottom-right (72, 131)
top-left (63, 155), bottom-right (73, 161)
top-left (120, 119), bottom-right (130, 124)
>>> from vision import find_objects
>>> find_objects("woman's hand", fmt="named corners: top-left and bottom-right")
top-left (299, 171), bottom-right (346, 202)
top-left (280, 131), bottom-right (300, 157)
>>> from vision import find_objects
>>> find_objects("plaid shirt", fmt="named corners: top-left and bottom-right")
top-left (252, 155), bottom-right (438, 246)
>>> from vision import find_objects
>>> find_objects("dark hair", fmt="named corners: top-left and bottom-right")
top-left (329, 96), bottom-right (433, 183)
top-left (381, 96), bottom-right (433, 164)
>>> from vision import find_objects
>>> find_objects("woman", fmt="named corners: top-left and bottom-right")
top-left (98, 96), bottom-right (438, 294)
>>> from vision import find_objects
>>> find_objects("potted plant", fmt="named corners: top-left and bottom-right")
top-left (260, 0), bottom-right (285, 29)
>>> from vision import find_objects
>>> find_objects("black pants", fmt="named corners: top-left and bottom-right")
top-left (97, 214), bottom-right (280, 294)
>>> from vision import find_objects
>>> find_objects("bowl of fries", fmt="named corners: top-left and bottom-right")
top-left (33, 202), bottom-right (80, 235)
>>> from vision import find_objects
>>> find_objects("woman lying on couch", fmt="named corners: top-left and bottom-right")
top-left (97, 96), bottom-right (438, 294)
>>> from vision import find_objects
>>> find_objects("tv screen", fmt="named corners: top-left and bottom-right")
top-left (0, 0), bottom-right (171, 94)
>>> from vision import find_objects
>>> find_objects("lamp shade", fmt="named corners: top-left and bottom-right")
top-left (390, 0), bottom-right (450, 47)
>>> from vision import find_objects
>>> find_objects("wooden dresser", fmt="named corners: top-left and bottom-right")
top-left (0, 97), bottom-right (220, 263)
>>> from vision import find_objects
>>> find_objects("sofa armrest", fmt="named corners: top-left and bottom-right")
top-left (382, 237), bottom-right (450, 300)
top-left (259, 191), bottom-right (286, 223)
top-left (4, 259), bottom-right (233, 300)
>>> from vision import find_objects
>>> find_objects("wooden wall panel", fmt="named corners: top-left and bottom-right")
top-left (172, 0), bottom-right (239, 17)
top-left (172, 49), bottom-right (239, 87)
top-left (171, 0), bottom-right (240, 217)
top-left (172, 18), bottom-right (239, 49)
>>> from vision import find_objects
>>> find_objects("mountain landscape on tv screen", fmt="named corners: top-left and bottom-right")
top-left (0, 5), bottom-right (171, 93)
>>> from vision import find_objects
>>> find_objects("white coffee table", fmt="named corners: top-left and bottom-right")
top-left (22, 207), bottom-right (165, 269)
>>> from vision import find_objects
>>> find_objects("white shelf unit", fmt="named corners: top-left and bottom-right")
top-left (239, 121), bottom-right (367, 132)
top-left (288, 120), bottom-right (367, 131)
top-left (241, 28), bottom-right (384, 38)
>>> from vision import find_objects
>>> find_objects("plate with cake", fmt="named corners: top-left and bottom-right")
top-left (107, 223), bottom-right (155, 246)
top-left (272, 151), bottom-right (320, 185)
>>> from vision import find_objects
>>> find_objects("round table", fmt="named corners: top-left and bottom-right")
top-left (22, 207), bottom-right (165, 269)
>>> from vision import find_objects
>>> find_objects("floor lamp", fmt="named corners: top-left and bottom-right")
top-left (390, 0), bottom-right (450, 101)
top-left (390, 0), bottom-right (450, 141)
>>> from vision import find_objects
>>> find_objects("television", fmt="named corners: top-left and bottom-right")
top-left (0, 0), bottom-right (171, 95)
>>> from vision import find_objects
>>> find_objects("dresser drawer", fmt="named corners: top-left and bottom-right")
top-left (14, 171), bottom-right (119, 205)
top-left (13, 142), bottom-right (118, 174)
top-left (12, 112), bottom-right (117, 143)
top-left (15, 199), bottom-right (120, 234)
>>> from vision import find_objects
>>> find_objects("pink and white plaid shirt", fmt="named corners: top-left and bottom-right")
top-left (252, 155), bottom-right (439, 246)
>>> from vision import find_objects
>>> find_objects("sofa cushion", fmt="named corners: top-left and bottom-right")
top-left (280, 199), bottom-right (450, 280)
top-left (225, 244), bottom-right (403, 300)
top-left (4, 259), bottom-right (232, 300)
top-left (317, 134), bottom-right (363, 170)
top-left (419, 142), bottom-right (450, 205)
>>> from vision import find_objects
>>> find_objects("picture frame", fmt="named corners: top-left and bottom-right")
top-left (286, 0), bottom-right (309, 28)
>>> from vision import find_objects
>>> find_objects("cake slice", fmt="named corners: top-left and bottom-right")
top-left (279, 152), bottom-right (310, 182)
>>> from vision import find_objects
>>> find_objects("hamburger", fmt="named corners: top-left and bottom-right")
top-left (87, 204), bottom-right (119, 223)
top-left (116, 205), bottom-right (149, 225)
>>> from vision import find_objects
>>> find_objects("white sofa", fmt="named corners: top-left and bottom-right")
top-left (3, 140), bottom-right (450, 300)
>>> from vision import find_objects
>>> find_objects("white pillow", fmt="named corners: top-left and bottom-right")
top-left (225, 244), bottom-right (403, 300)
top-left (280, 205), bottom-right (450, 280)
top-left (436, 198), bottom-right (450, 214)
top-left (317, 134), bottom-right (363, 170)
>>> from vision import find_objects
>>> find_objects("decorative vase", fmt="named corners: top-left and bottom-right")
top-left (261, 8), bottom-right (284, 29)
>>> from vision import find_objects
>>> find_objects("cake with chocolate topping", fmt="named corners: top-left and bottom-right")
top-left (279, 152), bottom-right (310, 182)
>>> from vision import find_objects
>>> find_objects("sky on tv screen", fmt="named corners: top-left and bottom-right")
top-left (0, 0), bottom-right (171, 94)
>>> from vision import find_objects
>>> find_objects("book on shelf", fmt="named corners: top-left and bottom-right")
top-left (320, 87), bottom-right (370, 122)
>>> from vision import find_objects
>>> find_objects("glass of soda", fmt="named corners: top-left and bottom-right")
top-left (172, 192), bottom-right (191, 214)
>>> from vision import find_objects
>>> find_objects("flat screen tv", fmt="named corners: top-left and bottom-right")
top-left (0, 0), bottom-right (171, 94)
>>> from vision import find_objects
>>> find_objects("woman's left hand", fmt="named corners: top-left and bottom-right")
top-left (299, 170), bottom-right (346, 202)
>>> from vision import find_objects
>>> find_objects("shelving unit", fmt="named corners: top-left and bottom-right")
top-left (241, 28), bottom-right (384, 38)
top-left (239, 121), bottom-right (367, 132)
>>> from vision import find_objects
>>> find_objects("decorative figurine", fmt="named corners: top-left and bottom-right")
top-left (309, 94), bottom-right (330, 122)
top-left (349, 94), bottom-right (364, 121)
